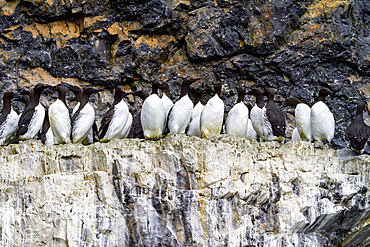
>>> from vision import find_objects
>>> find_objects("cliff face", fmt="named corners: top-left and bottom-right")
top-left (0, 136), bottom-right (369, 246)
top-left (0, 0), bottom-right (369, 147)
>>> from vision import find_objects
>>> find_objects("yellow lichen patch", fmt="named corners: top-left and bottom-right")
top-left (19, 67), bottom-right (83, 87)
top-left (0, 0), bottom-right (20, 16)
top-left (83, 16), bottom-right (107, 30)
top-left (51, 20), bottom-right (80, 49)
top-left (304, 0), bottom-right (349, 19)
top-left (23, 23), bottom-right (50, 39)
top-left (134, 35), bottom-right (176, 50)
top-left (173, 0), bottom-right (190, 7)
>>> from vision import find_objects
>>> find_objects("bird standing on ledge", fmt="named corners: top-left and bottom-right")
top-left (200, 82), bottom-right (224, 138)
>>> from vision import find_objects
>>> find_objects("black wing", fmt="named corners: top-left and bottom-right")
top-left (17, 108), bottom-right (35, 137)
top-left (0, 112), bottom-right (9, 127)
top-left (163, 105), bottom-right (174, 136)
top-left (128, 115), bottom-right (144, 139)
top-left (346, 122), bottom-right (370, 151)
top-left (98, 107), bottom-right (115, 139)
top-left (40, 110), bottom-right (50, 144)
top-left (266, 103), bottom-right (286, 137)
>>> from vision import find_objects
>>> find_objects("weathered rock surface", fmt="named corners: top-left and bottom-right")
top-left (0, 136), bottom-right (369, 246)
top-left (0, 0), bottom-right (370, 147)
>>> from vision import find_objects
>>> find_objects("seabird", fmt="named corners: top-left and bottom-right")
top-left (248, 88), bottom-right (269, 141)
top-left (17, 83), bottom-right (50, 140)
top-left (141, 80), bottom-right (166, 139)
top-left (186, 87), bottom-right (204, 137)
top-left (40, 109), bottom-right (54, 146)
top-left (167, 78), bottom-right (200, 135)
top-left (71, 87), bottom-right (103, 144)
top-left (128, 90), bottom-right (149, 139)
top-left (62, 83), bottom-right (98, 144)
top-left (0, 92), bottom-right (20, 145)
top-left (310, 87), bottom-right (335, 143)
top-left (346, 101), bottom-right (370, 153)
top-left (99, 85), bottom-right (130, 142)
top-left (245, 103), bottom-right (258, 140)
top-left (48, 84), bottom-right (71, 144)
top-left (200, 82), bottom-right (224, 138)
top-left (160, 81), bottom-right (174, 123)
top-left (291, 128), bottom-right (302, 141)
top-left (264, 88), bottom-right (286, 141)
top-left (282, 97), bottom-right (311, 141)
top-left (225, 86), bottom-right (249, 138)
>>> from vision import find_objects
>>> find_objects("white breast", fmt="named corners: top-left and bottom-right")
top-left (310, 101), bottom-right (335, 142)
top-left (225, 102), bottom-right (249, 138)
top-left (200, 95), bottom-right (224, 138)
top-left (72, 103), bottom-right (95, 143)
top-left (187, 102), bottom-right (204, 137)
top-left (22, 103), bottom-right (45, 140)
top-left (118, 112), bottom-right (133, 139)
top-left (102, 100), bottom-right (129, 141)
top-left (168, 95), bottom-right (193, 134)
top-left (246, 118), bottom-right (257, 140)
top-left (295, 103), bottom-right (311, 141)
top-left (44, 127), bottom-right (54, 146)
top-left (49, 99), bottom-right (71, 144)
top-left (141, 94), bottom-right (166, 139)
top-left (250, 105), bottom-right (275, 141)
top-left (161, 95), bottom-right (174, 119)
top-left (0, 110), bottom-right (19, 145)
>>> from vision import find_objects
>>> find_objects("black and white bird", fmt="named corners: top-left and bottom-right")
top-left (200, 82), bottom-right (224, 138)
top-left (71, 87), bottom-right (103, 144)
top-left (128, 90), bottom-right (148, 139)
top-left (40, 109), bottom-right (54, 146)
top-left (186, 87), bottom-right (204, 137)
top-left (167, 78), bottom-right (200, 135)
top-left (160, 81), bottom-right (174, 124)
top-left (0, 92), bottom-right (20, 145)
top-left (17, 84), bottom-right (50, 140)
top-left (63, 83), bottom-right (98, 144)
top-left (248, 88), bottom-right (268, 141)
top-left (346, 101), bottom-right (370, 153)
top-left (310, 87), bottom-right (335, 143)
top-left (245, 103), bottom-right (258, 140)
top-left (141, 80), bottom-right (166, 139)
top-left (225, 86), bottom-right (249, 138)
top-left (264, 88), bottom-right (286, 141)
top-left (99, 86), bottom-right (130, 142)
top-left (48, 85), bottom-right (71, 144)
top-left (282, 97), bottom-right (311, 141)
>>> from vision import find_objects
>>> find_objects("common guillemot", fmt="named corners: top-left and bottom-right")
top-left (17, 84), bottom-right (50, 140)
top-left (346, 101), bottom-right (370, 153)
top-left (282, 97), bottom-right (311, 141)
top-left (200, 82), bottom-right (224, 138)
top-left (264, 88), bottom-right (286, 141)
top-left (167, 78), bottom-right (200, 135)
top-left (310, 87), bottom-right (335, 143)
top-left (99, 85), bottom-right (130, 142)
top-left (0, 92), bottom-right (20, 145)
top-left (225, 86), bottom-right (249, 138)
top-left (71, 87), bottom-right (103, 144)
top-left (186, 87), bottom-right (204, 137)
top-left (141, 80), bottom-right (166, 139)
top-left (48, 85), bottom-right (71, 144)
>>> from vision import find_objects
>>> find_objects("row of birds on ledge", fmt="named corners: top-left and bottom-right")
top-left (0, 78), bottom-right (368, 154)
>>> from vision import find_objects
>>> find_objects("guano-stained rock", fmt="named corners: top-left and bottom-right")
top-left (0, 136), bottom-right (369, 246)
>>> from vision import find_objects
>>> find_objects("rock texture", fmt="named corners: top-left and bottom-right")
top-left (0, 0), bottom-right (369, 147)
top-left (0, 136), bottom-right (369, 246)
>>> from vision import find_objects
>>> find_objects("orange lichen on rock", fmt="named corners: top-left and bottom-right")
top-left (304, 0), bottom-right (349, 19)
top-left (51, 20), bottom-right (80, 49)
top-left (0, 0), bottom-right (20, 16)
top-left (19, 67), bottom-right (83, 87)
